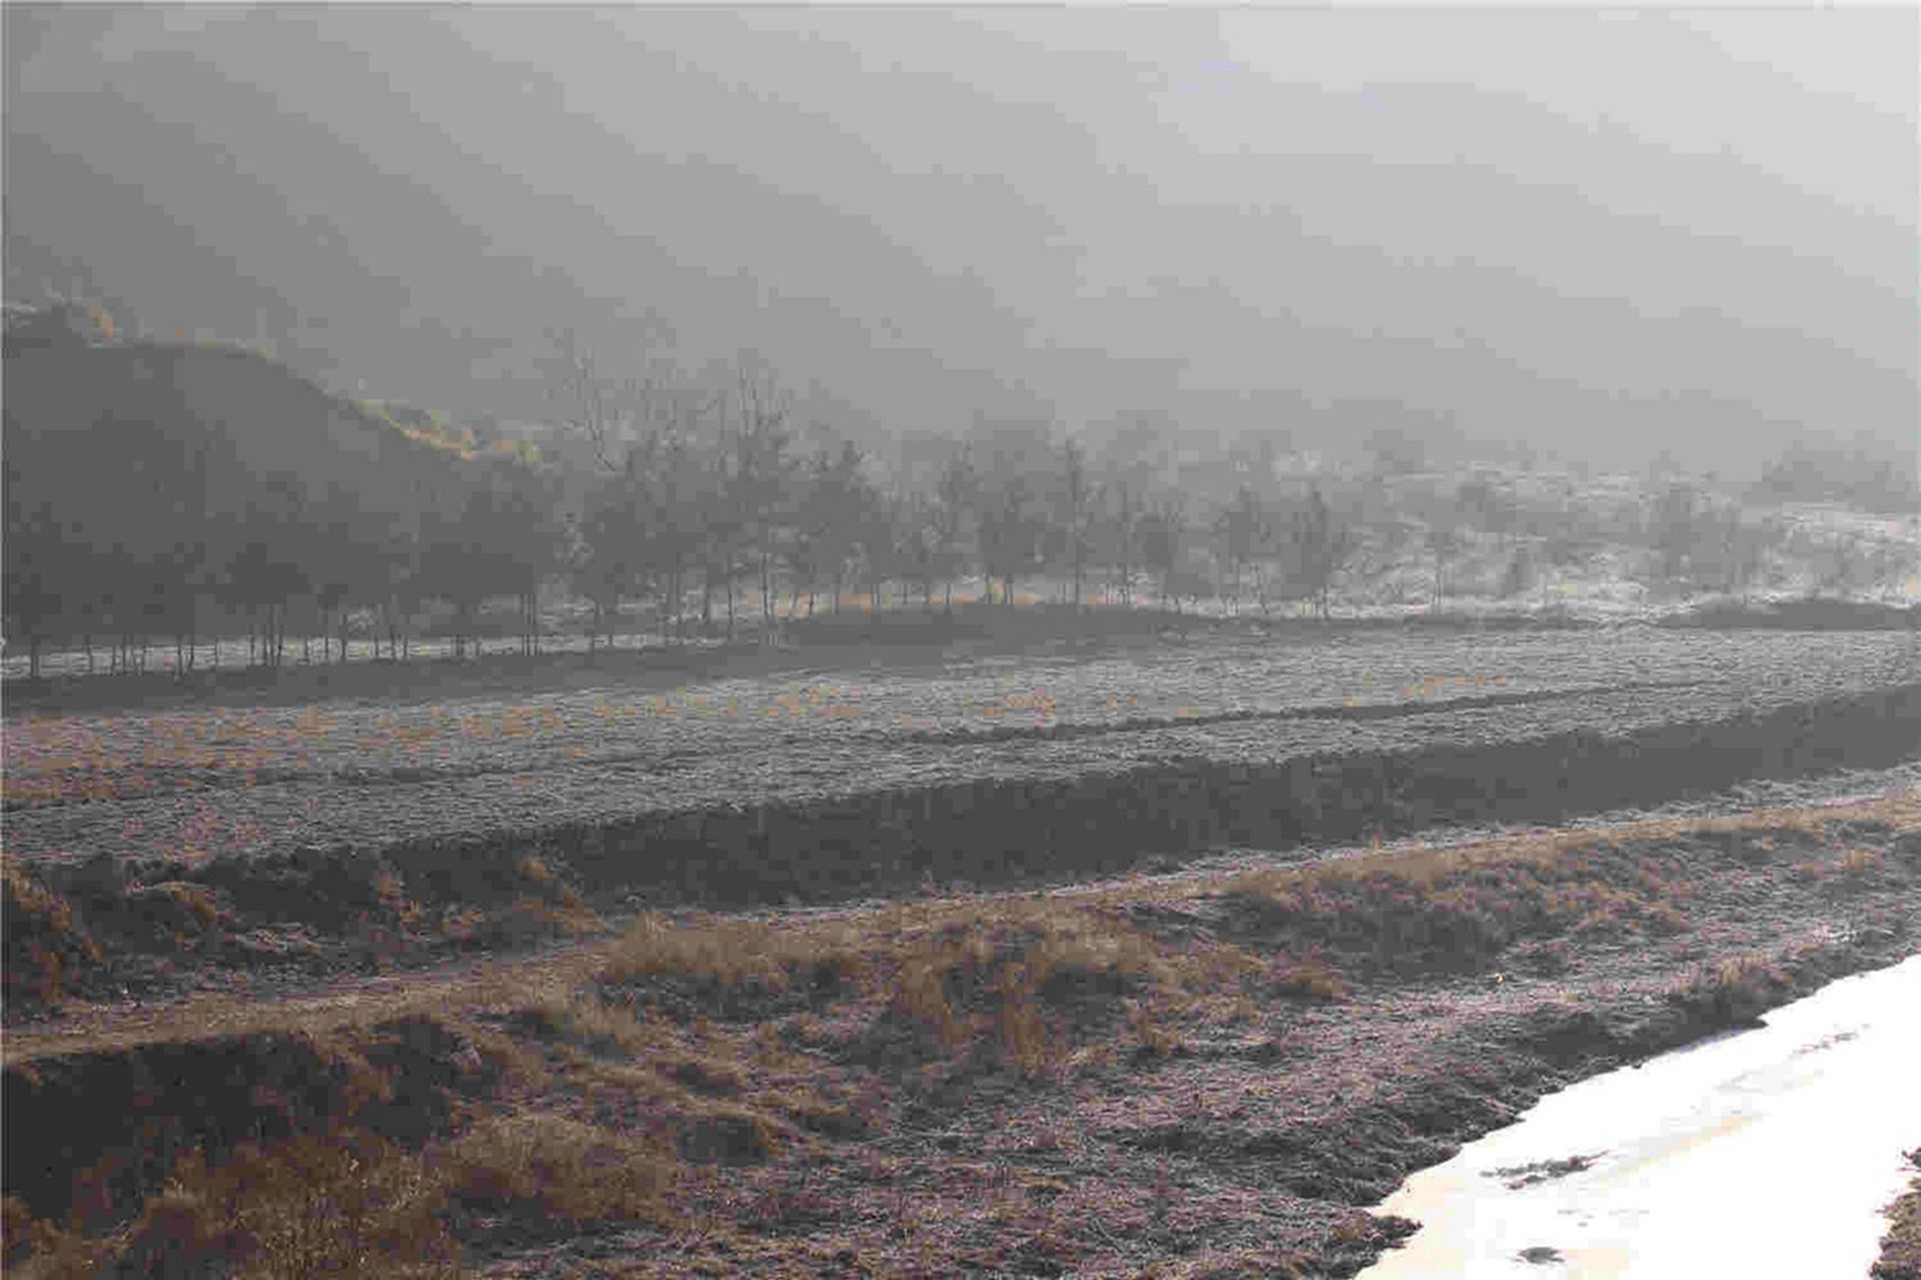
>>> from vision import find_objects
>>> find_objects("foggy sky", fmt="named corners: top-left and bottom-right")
top-left (5, 6), bottom-right (1916, 473)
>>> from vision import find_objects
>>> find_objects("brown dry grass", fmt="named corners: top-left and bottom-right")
top-left (134, 1131), bottom-right (456, 1279)
top-left (13, 1113), bottom-right (672, 1277)
top-left (881, 905), bottom-right (1178, 1071)
top-left (6, 1131), bottom-right (457, 1280)
top-left (1, 944), bottom-right (598, 1066)
top-left (1266, 952), bottom-right (1349, 1002)
top-left (599, 910), bottom-right (865, 990)
top-left (1665, 953), bottom-right (1797, 1024)
top-left (1207, 795), bottom-right (1921, 974)
top-left (15, 791), bottom-right (1912, 1072)
top-left (444, 1112), bottom-right (676, 1225)
top-left (1877, 1158), bottom-right (1921, 1280)
top-left (154, 880), bottom-right (226, 926)
top-left (9, 789), bottom-right (1918, 1276)
top-left (1, 854), bottom-right (103, 1008)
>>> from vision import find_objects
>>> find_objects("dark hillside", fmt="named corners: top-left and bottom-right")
top-left (4, 333), bottom-right (553, 674)
top-left (3, 339), bottom-right (456, 522)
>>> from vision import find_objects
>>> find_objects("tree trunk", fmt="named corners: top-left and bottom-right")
top-left (759, 546), bottom-right (774, 634)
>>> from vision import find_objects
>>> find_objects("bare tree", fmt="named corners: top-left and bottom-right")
top-left (1426, 521), bottom-right (1468, 607)
top-left (972, 424), bottom-right (1057, 608)
top-left (1290, 485), bottom-right (1354, 619)
top-left (727, 355), bottom-right (796, 641)
top-left (1215, 484), bottom-right (1263, 615)
top-left (1105, 480), bottom-right (1146, 608)
top-left (1140, 497), bottom-right (1187, 615)
top-left (932, 445), bottom-right (976, 614)
top-left (547, 329), bottom-right (631, 475)
top-left (1059, 435), bottom-right (1099, 612)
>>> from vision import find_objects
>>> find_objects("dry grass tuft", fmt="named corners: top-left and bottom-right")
top-left (446, 1112), bottom-right (677, 1224)
top-left (2, 854), bottom-right (103, 1009)
top-left (154, 880), bottom-right (226, 928)
top-left (511, 892), bottom-right (608, 938)
top-left (1265, 953), bottom-right (1349, 1002)
top-left (12, 1109), bottom-right (678, 1274)
top-left (1126, 998), bottom-right (1185, 1057)
top-left (600, 912), bottom-right (863, 993)
top-left (1841, 847), bottom-right (1889, 879)
top-left (1665, 953), bottom-right (1794, 1024)
top-left (1, 1195), bottom-right (33, 1262)
top-left (1224, 830), bottom-right (1701, 974)
top-left (372, 868), bottom-right (423, 931)
top-left (881, 905), bottom-right (1179, 1074)
top-left (121, 1130), bottom-right (457, 1279)
top-left (1875, 1153), bottom-right (1921, 1280)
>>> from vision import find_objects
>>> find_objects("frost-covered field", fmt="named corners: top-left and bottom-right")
top-left (5, 628), bottom-right (1917, 870)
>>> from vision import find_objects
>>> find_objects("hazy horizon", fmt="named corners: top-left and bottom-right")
top-left (6, 5), bottom-right (1916, 476)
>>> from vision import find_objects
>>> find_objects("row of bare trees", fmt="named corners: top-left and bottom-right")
top-left (547, 340), bottom-right (1365, 645)
top-left (3, 321), bottom-right (1365, 679)
top-left (22, 306), bottom-right (1896, 682)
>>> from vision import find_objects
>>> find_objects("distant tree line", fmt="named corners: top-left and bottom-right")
top-left (558, 356), bottom-right (1367, 649)
top-left (3, 307), bottom-right (1373, 679)
top-left (4, 300), bottom-right (1912, 679)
